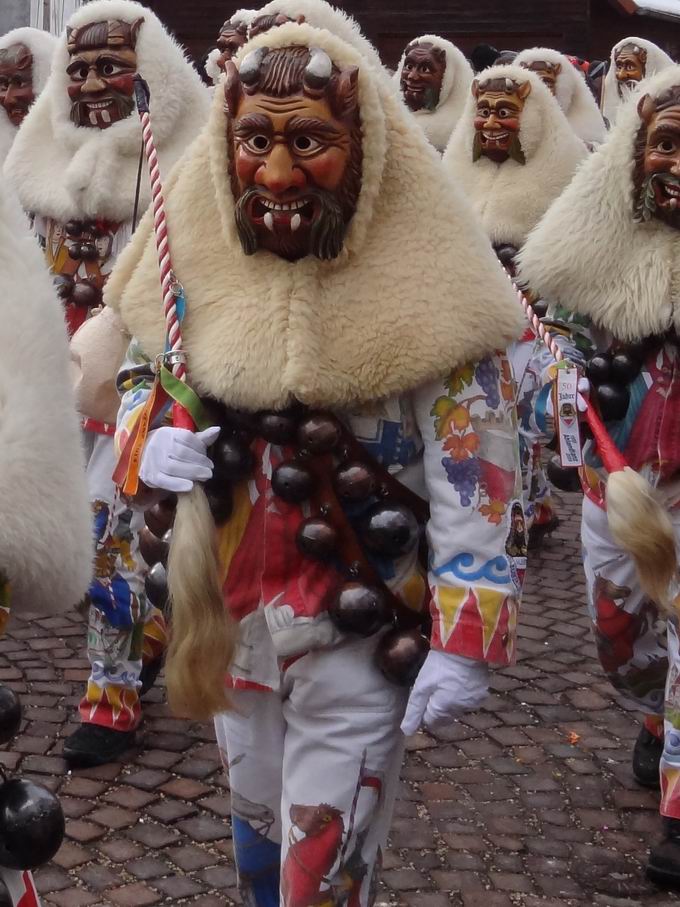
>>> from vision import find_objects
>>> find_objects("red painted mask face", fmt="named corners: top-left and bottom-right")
top-left (0, 43), bottom-right (34, 127)
top-left (520, 59), bottom-right (561, 95)
top-left (472, 78), bottom-right (531, 164)
top-left (615, 45), bottom-right (647, 95)
top-left (400, 43), bottom-right (446, 112)
top-left (225, 46), bottom-right (362, 262)
top-left (635, 91), bottom-right (680, 230)
top-left (66, 19), bottom-right (142, 129)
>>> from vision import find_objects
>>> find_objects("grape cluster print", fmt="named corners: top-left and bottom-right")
top-left (475, 358), bottom-right (501, 409)
top-left (442, 457), bottom-right (482, 507)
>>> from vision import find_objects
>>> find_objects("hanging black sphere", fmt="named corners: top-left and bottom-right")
top-left (376, 628), bottom-right (430, 687)
top-left (71, 281), bottom-right (100, 309)
top-left (328, 582), bottom-right (391, 636)
top-left (531, 299), bottom-right (548, 318)
top-left (595, 383), bottom-right (630, 422)
top-left (204, 479), bottom-right (233, 525)
top-left (64, 220), bottom-right (83, 238)
top-left (610, 351), bottom-right (642, 385)
top-left (297, 413), bottom-right (342, 454)
top-left (586, 353), bottom-right (612, 386)
top-left (0, 779), bottom-right (65, 870)
top-left (334, 462), bottom-right (377, 502)
top-left (54, 274), bottom-right (74, 300)
top-left (363, 503), bottom-right (420, 557)
top-left (0, 687), bottom-right (21, 746)
top-left (212, 437), bottom-right (254, 482)
top-left (546, 455), bottom-right (582, 494)
top-left (258, 411), bottom-right (299, 445)
top-left (271, 462), bottom-right (315, 503)
top-left (79, 242), bottom-right (99, 262)
top-left (138, 527), bottom-right (168, 568)
top-left (145, 563), bottom-right (169, 611)
top-left (67, 242), bottom-right (83, 260)
top-left (145, 502), bottom-right (175, 538)
top-left (296, 518), bottom-right (338, 561)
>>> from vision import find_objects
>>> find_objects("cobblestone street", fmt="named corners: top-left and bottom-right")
top-left (3, 490), bottom-right (678, 906)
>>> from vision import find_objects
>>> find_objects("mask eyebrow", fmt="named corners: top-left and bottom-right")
top-left (285, 115), bottom-right (345, 138)
top-left (233, 113), bottom-right (273, 136)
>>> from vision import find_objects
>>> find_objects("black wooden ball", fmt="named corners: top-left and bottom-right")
top-left (334, 462), bottom-right (377, 502)
top-left (0, 779), bottom-right (65, 870)
top-left (546, 455), bottom-right (582, 494)
top-left (271, 462), bottom-right (315, 503)
top-left (586, 353), bottom-right (612, 386)
top-left (376, 628), bottom-right (430, 687)
top-left (0, 687), bottom-right (21, 746)
top-left (610, 351), bottom-right (642, 385)
top-left (67, 242), bottom-right (83, 260)
top-left (144, 563), bottom-right (169, 611)
top-left (71, 281), bottom-right (100, 309)
top-left (258, 411), bottom-right (299, 445)
top-left (139, 527), bottom-right (168, 568)
top-left (213, 438), bottom-right (253, 482)
top-left (595, 382), bottom-right (630, 422)
top-left (531, 299), bottom-right (548, 318)
top-left (328, 582), bottom-right (391, 636)
top-left (145, 503), bottom-right (174, 538)
top-left (297, 413), bottom-right (342, 454)
top-left (296, 518), bottom-right (338, 561)
top-left (363, 503), bottom-right (420, 557)
top-left (64, 220), bottom-right (83, 238)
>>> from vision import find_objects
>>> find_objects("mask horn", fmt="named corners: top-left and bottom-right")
top-left (239, 46), bottom-right (268, 88)
top-left (304, 47), bottom-right (333, 92)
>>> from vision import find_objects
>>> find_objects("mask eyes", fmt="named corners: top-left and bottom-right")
top-left (244, 134), bottom-right (271, 154)
top-left (656, 138), bottom-right (677, 154)
top-left (497, 107), bottom-right (512, 118)
top-left (69, 63), bottom-right (90, 82)
top-left (292, 135), bottom-right (322, 156)
top-left (477, 106), bottom-right (491, 118)
top-left (101, 61), bottom-right (126, 77)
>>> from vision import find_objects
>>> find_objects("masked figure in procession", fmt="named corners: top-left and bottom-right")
top-left (104, 21), bottom-right (526, 905)
top-left (520, 65), bottom-right (680, 889)
top-left (4, 0), bottom-right (211, 768)
top-left (444, 64), bottom-right (587, 546)
top-left (205, 9), bottom-right (256, 85)
top-left (394, 35), bottom-right (473, 152)
top-left (515, 47), bottom-right (606, 146)
top-left (602, 37), bottom-right (673, 126)
top-left (0, 27), bottom-right (55, 166)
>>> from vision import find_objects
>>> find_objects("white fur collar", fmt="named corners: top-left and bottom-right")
top-left (602, 37), bottom-right (673, 126)
top-left (443, 64), bottom-right (587, 247)
top-left (4, 0), bottom-right (211, 223)
top-left (514, 47), bottom-right (606, 145)
top-left (105, 23), bottom-right (523, 410)
top-left (394, 35), bottom-right (473, 152)
top-left (519, 66), bottom-right (680, 342)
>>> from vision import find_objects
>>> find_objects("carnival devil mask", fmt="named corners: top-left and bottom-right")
top-left (634, 86), bottom-right (680, 230)
top-left (215, 18), bottom-right (250, 72)
top-left (615, 43), bottom-right (647, 96)
top-left (66, 18), bottom-right (142, 129)
top-left (224, 45), bottom-right (362, 261)
top-left (520, 59), bottom-right (561, 95)
top-left (249, 13), bottom-right (305, 39)
top-left (400, 42), bottom-right (446, 112)
top-left (472, 77), bottom-right (531, 164)
top-left (0, 43), bottom-right (34, 126)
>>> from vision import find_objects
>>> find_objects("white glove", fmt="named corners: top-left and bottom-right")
top-left (547, 376), bottom-right (590, 417)
top-left (401, 650), bottom-right (489, 737)
top-left (139, 425), bottom-right (220, 493)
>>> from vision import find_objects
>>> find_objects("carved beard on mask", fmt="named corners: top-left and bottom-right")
top-left (634, 88), bottom-right (680, 230)
top-left (471, 77), bottom-right (531, 164)
top-left (66, 18), bottom-right (142, 129)
top-left (615, 44), bottom-right (647, 99)
top-left (0, 43), bottom-right (34, 126)
top-left (224, 45), bottom-right (363, 262)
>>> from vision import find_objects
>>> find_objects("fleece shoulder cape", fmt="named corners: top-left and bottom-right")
top-left (105, 23), bottom-right (524, 412)
top-left (443, 64), bottom-right (587, 248)
top-left (519, 66), bottom-right (680, 343)
top-left (4, 0), bottom-right (211, 223)
top-left (0, 184), bottom-right (92, 614)
top-left (394, 35), bottom-right (474, 152)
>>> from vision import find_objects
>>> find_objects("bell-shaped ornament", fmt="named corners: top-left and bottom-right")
top-left (610, 351), bottom-right (642, 385)
top-left (271, 462), bottom-right (315, 503)
top-left (296, 518), bottom-right (338, 561)
top-left (328, 582), bottom-right (390, 636)
top-left (363, 503), bottom-right (420, 557)
top-left (145, 502), bottom-right (175, 538)
top-left (0, 687), bottom-right (21, 746)
top-left (585, 353), bottom-right (612, 386)
top-left (595, 383), bottom-right (630, 422)
top-left (334, 462), bottom-right (376, 502)
top-left (376, 627), bottom-right (430, 687)
top-left (0, 779), bottom-right (65, 870)
top-left (79, 242), bottom-right (99, 262)
top-left (64, 220), bottom-right (83, 238)
top-left (67, 242), bottom-right (83, 261)
top-left (258, 411), bottom-right (299, 445)
top-left (145, 563), bottom-right (169, 611)
top-left (297, 413), bottom-right (342, 454)
top-left (71, 281), bottom-right (100, 309)
top-left (138, 527), bottom-right (168, 568)
top-left (213, 437), bottom-right (253, 482)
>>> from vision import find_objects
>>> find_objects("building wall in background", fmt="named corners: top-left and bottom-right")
top-left (0, 0), bottom-right (30, 32)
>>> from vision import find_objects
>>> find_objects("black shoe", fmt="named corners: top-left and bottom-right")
top-left (63, 724), bottom-right (137, 768)
top-left (647, 819), bottom-right (680, 889)
top-left (139, 655), bottom-right (163, 697)
top-left (633, 726), bottom-right (663, 789)
top-left (527, 515), bottom-right (560, 549)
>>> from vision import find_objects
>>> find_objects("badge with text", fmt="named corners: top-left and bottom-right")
top-left (556, 367), bottom-right (583, 468)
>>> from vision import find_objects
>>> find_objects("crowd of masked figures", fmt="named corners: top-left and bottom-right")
top-left (1, 0), bottom-right (680, 900)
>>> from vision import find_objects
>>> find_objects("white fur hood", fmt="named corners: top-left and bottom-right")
top-left (602, 37), bottom-right (673, 126)
top-left (443, 64), bottom-right (587, 248)
top-left (0, 183), bottom-right (92, 614)
top-left (519, 66), bottom-right (680, 343)
top-left (514, 47), bottom-right (606, 145)
top-left (4, 0), bottom-right (211, 223)
top-left (105, 23), bottom-right (523, 411)
top-left (394, 35), bottom-right (474, 152)
top-left (0, 27), bottom-right (57, 166)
